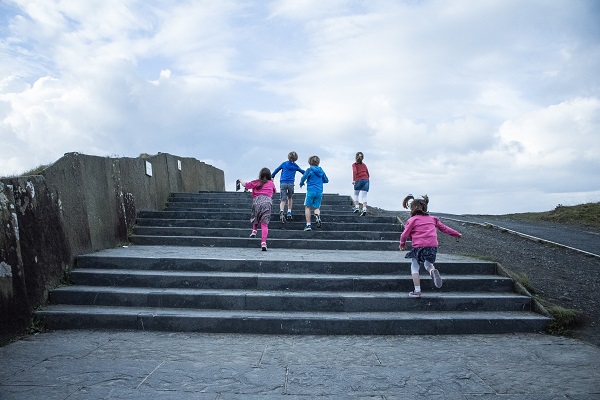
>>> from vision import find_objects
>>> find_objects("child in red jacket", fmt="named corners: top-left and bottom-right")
top-left (399, 194), bottom-right (461, 298)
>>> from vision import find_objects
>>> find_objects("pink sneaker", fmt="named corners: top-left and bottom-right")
top-left (261, 242), bottom-right (267, 251)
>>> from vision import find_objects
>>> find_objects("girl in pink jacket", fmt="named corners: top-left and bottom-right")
top-left (399, 194), bottom-right (461, 298)
top-left (238, 168), bottom-right (277, 251)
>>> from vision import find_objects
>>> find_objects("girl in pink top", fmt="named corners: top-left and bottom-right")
top-left (399, 194), bottom-right (461, 298)
top-left (238, 168), bottom-right (277, 251)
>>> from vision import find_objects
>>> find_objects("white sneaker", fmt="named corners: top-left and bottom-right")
top-left (431, 269), bottom-right (443, 288)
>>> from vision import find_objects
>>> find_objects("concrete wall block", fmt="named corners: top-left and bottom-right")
top-left (0, 152), bottom-right (224, 339)
top-left (0, 178), bottom-right (70, 340)
top-left (42, 153), bottom-right (92, 255)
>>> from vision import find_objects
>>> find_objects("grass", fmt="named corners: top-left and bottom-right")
top-left (507, 202), bottom-right (600, 231)
top-left (537, 299), bottom-right (583, 336)
top-left (20, 163), bottom-right (51, 176)
top-left (487, 263), bottom-right (583, 337)
top-left (26, 317), bottom-right (47, 335)
top-left (507, 270), bottom-right (536, 294)
top-left (1, 163), bottom-right (50, 178)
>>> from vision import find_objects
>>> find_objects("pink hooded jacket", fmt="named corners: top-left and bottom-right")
top-left (400, 215), bottom-right (461, 248)
top-left (245, 180), bottom-right (276, 198)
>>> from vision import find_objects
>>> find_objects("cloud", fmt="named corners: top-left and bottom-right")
top-left (0, 0), bottom-right (599, 214)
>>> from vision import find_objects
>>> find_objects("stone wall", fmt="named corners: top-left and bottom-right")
top-left (0, 152), bottom-right (224, 340)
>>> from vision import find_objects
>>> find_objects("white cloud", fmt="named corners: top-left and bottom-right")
top-left (1, 0), bottom-right (599, 214)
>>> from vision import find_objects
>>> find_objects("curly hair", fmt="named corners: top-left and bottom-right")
top-left (402, 194), bottom-right (429, 216)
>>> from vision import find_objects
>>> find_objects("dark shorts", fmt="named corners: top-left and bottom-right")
top-left (280, 183), bottom-right (294, 201)
top-left (405, 246), bottom-right (438, 264)
top-left (354, 179), bottom-right (370, 192)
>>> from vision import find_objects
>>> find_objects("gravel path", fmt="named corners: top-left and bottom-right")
top-left (374, 208), bottom-right (600, 347)
top-left (437, 213), bottom-right (600, 255)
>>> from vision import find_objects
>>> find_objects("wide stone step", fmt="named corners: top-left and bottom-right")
top-left (165, 200), bottom-right (356, 209)
top-left (168, 194), bottom-right (354, 206)
top-left (132, 226), bottom-right (400, 240)
top-left (76, 255), bottom-right (499, 275)
top-left (134, 218), bottom-right (401, 232)
top-left (35, 305), bottom-right (551, 335)
top-left (49, 286), bottom-right (534, 312)
top-left (129, 235), bottom-right (400, 250)
top-left (179, 191), bottom-right (351, 199)
top-left (137, 210), bottom-right (396, 224)
top-left (68, 269), bottom-right (514, 292)
top-left (37, 191), bottom-right (552, 336)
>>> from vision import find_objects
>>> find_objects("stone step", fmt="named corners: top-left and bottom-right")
top-left (169, 193), bottom-right (353, 205)
top-left (49, 286), bottom-right (534, 312)
top-left (35, 305), bottom-right (551, 335)
top-left (76, 255), bottom-right (498, 275)
top-left (180, 191), bottom-right (351, 198)
top-left (36, 191), bottom-right (552, 336)
top-left (129, 235), bottom-right (400, 250)
top-left (132, 226), bottom-right (401, 240)
top-left (137, 210), bottom-right (396, 224)
top-left (134, 218), bottom-right (400, 232)
top-left (164, 203), bottom-right (359, 213)
top-left (167, 195), bottom-right (354, 204)
top-left (67, 269), bottom-right (514, 292)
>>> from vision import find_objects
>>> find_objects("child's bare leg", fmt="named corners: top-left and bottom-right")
top-left (305, 206), bottom-right (311, 224)
top-left (288, 197), bottom-right (293, 212)
top-left (280, 200), bottom-right (286, 213)
top-left (314, 208), bottom-right (321, 227)
top-left (411, 272), bottom-right (420, 288)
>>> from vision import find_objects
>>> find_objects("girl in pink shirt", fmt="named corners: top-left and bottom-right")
top-left (399, 194), bottom-right (461, 298)
top-left (238, 168), bottom-right (277, 251)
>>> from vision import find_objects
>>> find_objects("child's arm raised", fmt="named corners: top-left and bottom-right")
top-left (434, 217), bottom-right (462, 239)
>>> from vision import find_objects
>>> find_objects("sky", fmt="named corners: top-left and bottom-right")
top-left (1, 0), bottom-right (599, 215)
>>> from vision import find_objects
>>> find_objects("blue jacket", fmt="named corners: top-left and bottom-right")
top-left (299, 166), bottom-right (329, 193)
top-left (272, 161), bottom-right (305, 184)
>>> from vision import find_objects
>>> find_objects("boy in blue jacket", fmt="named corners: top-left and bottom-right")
top-left (299, 155), bottom-right (329, 231)
top-left (272, 151), bottom-right (305, 221)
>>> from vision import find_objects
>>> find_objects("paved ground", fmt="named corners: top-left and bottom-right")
top-left (1, 330), bottom-right (599, 399)
top-left (2, 246), bottom-right (600, 398)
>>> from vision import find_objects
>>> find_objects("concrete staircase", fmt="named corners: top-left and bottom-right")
top-left (36, 191), bottom-right (551, 334)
